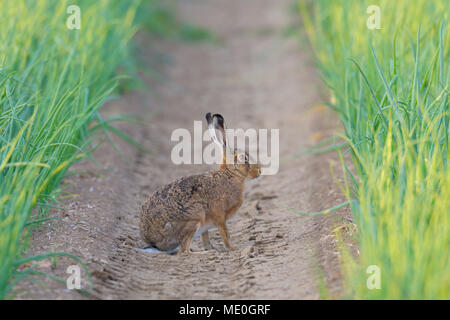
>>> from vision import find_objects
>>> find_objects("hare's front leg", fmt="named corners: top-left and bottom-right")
top-left (217, 222), bottom-right (233, 251)
top-left (209, 209), bottom-right (235, 251)
top-left (201, 231), bottom-right (214, 250)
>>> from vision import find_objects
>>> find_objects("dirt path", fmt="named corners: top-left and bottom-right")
top-left (17, 0), bottom-right (349, 299)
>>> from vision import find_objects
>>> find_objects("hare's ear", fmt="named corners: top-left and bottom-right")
top-left (206, 113), bottom-right (226, 148)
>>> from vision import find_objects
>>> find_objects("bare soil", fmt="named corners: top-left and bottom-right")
top-left (15, 0), bottom-right (351, 299)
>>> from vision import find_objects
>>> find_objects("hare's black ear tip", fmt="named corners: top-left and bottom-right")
top-left (213, 113), bottom-right (224, 123)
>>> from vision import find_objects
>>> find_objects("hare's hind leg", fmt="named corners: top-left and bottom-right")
top-left (178, 222), bottom-right (208, 255)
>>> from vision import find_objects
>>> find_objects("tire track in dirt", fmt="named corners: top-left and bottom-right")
top-left (18, 0), bottom-right (349, 299)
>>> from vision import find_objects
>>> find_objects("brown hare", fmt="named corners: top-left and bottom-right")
top-left (140, 113), bottom-right (261, 255)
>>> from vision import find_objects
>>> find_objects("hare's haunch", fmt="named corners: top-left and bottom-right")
top-left (140, 113), bottom-right (261, 255)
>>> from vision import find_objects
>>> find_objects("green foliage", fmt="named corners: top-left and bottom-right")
top-left (139, 0), bottom-right (214, 42)
top-left (0, 0), bottom-right (142, 299)
top-left (300, 0), bottom-right (449, 299)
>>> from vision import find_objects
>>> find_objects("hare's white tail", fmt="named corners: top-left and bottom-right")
top-left (140, 246), bottom-right (179, 255)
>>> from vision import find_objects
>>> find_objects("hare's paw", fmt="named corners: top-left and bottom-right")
top-left (178, 249), bottom-right (209, 256)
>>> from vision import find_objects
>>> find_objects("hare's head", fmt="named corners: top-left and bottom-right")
top-left (206, 113), bottom-right (261, 179)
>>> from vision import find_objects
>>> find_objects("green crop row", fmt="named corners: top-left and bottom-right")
top-left (300, 0), bottom-right (449, 299)
top-left (0, 0), bottom-right (146, 299)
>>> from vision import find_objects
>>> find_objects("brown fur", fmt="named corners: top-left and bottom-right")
top-left (140, 113), bottom-right (261, 254)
